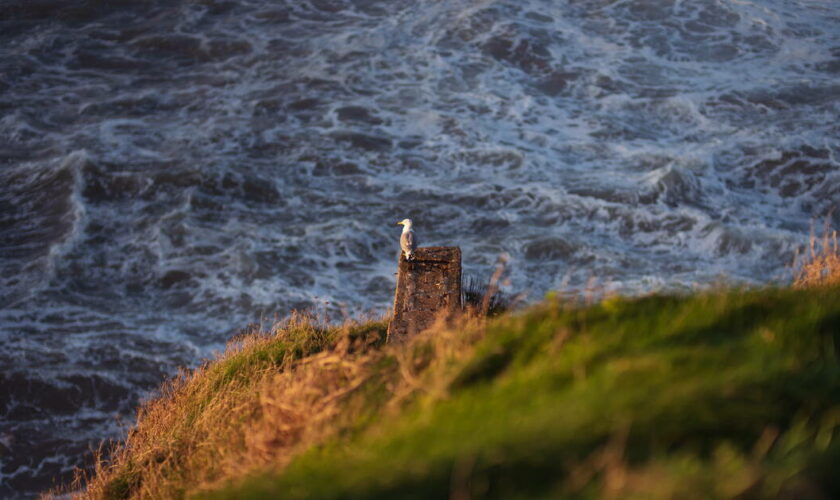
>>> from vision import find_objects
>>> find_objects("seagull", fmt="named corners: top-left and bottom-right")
top-left (397, 218), bottom-right (417, 260)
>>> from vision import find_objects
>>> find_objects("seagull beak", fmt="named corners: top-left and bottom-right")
top-left (396, 221), bottom-right (402, 225)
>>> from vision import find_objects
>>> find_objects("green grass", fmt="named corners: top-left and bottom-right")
top-left (201, 287), bottom-right (840, 499)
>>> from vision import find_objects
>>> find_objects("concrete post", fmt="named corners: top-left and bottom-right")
top-left (387, 246), bottom-right (462, 343)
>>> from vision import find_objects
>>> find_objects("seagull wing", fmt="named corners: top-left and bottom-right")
top-left (401, 230), bottom-right (416, 254)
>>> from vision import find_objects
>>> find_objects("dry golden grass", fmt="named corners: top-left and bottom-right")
top-left (794, 220), bottom-right (840, 288)
top-left (60, 309), bottom-right (490, 500)
top-left (54, 313), bottom-right (381, 499)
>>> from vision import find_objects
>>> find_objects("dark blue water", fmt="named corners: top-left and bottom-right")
top-left (2, 0), bottom-right (839, 496)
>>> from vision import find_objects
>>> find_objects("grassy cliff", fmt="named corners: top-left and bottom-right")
top-left (69, 283), bottom-right (840, 499)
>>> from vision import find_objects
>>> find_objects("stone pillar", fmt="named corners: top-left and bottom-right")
top-left (387, 246), bottom-right (462, 343)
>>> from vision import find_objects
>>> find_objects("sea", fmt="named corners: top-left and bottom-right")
top-left (1, 0), bottom-right (839, 496)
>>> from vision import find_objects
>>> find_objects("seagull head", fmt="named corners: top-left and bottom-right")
top-left (396, 218), bottom-right (413, 227)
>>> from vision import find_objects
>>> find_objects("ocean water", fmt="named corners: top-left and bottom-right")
top-left (1, 0), bottom-right (839, 496)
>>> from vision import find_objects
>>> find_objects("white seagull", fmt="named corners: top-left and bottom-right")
top-left (397, 218), bottom-right (417, 260)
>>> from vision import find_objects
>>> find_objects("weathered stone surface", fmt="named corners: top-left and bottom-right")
top-left (387, 246), bottom-right (462, 343)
